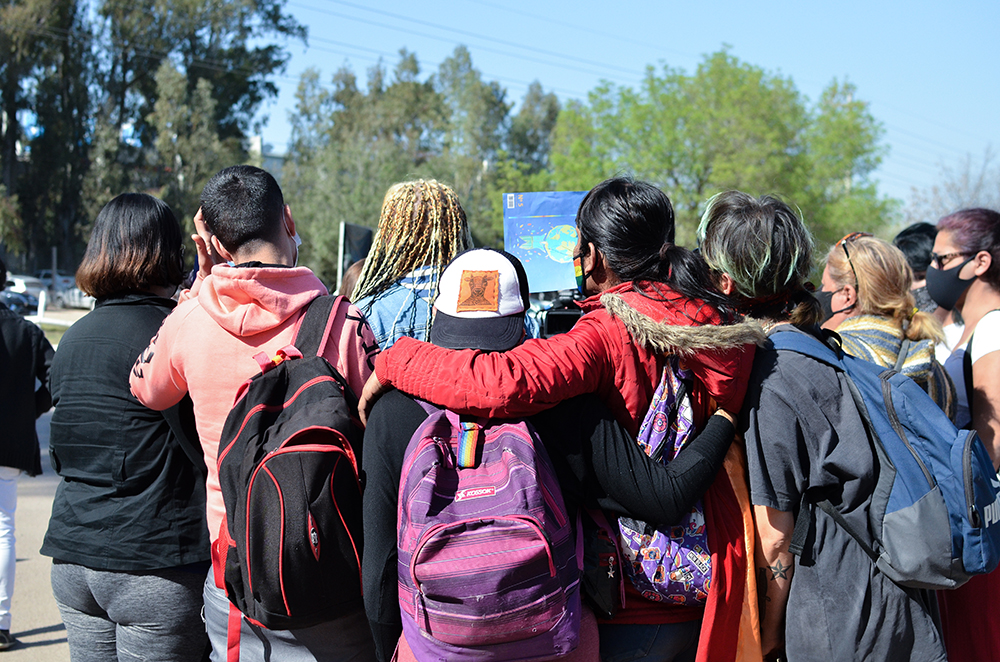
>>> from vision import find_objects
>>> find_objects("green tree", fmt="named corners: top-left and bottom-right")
top-left (550, 50), bottom-right (892, 246)
top-left (149, 60), bottom-right (244, 226)
top-left (486, 82), bottom-right (561, 243)
top-left (429, 46), bottom-right (511, 246)
top-left (17, 0), bottom-right (91, 267)
top-left (283, 53), bottom-right (446, 285)
top-left (798, 80), bottom-right (893, 247)
top-left (1, 0), bottom-right (93, 268)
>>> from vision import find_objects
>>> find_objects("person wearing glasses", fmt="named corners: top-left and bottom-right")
top-left (817, 232), bottom-right (955, 420)
top-left (928, 208), bottom-right (1000, 662)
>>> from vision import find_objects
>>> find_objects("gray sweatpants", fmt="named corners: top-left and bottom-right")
top-left (202, 571), bottom-right (376, 662)
top-left (51, 560), bottom-right (208, 662)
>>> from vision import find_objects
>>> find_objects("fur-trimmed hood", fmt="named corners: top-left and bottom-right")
top-left (601, 290), bottom-right (766, 357)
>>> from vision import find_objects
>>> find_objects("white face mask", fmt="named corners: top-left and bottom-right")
top-left (292, 232), bottom-right (302, 266)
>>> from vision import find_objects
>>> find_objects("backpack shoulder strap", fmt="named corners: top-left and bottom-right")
top-left (894, 337), bottom-right (912, 373)
top-left (769, 328), bottom-right (844, 370)
top-left (294, 294), bottom-right (343, 358)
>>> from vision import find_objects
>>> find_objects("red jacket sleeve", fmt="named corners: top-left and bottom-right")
top-left (682, 343), bottom-right (756, 413)
top-left (375, 313), bottom-right (615, 419)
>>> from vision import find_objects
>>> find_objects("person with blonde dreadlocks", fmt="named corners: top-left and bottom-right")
top-left (352, 180), bottom-right (475, 349)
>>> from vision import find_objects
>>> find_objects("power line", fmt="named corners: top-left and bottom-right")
top-left (302, 35), bottom-right (591, 98)
top-left (289, 1), bottom-right (645, 87)
top-left (465, 0), bottom-right (697, 62)
top-left (316, 0), bottom-right (648, 80)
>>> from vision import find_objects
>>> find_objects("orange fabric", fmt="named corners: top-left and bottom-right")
top-left (717, 444), bottom-right (763, 662)
top-left (695, 454), bottom-right (747, 662)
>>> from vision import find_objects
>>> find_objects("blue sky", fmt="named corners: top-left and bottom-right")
top-left (254, 0), bottom-right (999, 206)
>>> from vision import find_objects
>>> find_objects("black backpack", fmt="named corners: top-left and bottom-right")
top-left (216, 295), bottom-right (364, 630)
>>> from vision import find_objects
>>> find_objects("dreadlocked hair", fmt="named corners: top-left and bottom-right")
top-left (351, 180), bottom-right (474, 323)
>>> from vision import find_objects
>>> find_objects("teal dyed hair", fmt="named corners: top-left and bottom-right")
top-left (697, 190), bottom-right (814, 299)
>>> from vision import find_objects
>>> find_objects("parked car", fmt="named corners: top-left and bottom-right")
top-left (60, 287), bottom-right (96, 310)
top-left (7, 274), bottom-right (46, 301)
top-left (35, 269), bottom-right (76, 292)
top-left (0, 289), bottom-right (37, 315)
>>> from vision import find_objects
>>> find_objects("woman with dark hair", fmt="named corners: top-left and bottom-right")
top-left (360, 177), bottom-right (763, 661)
top-left (927, 207), bottom-right (1000, 662)
top-left (41, 193), bottom-right (210, 661)
top-left (698, 190), bottom-right (946, 662)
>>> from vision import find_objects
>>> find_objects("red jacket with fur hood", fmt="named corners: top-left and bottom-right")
top-left (375, 281), bottom-right (762, 435)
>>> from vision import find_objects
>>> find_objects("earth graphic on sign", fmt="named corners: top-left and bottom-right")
top-left (518, 224), bottom-right (578, 264)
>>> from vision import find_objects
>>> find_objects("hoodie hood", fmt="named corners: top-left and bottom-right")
top-left (600, 284), bottom-right (767, 357)
top-left (198, 265), bottom-right (327, 337)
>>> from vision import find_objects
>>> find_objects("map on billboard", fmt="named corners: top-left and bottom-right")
top-left (502, 190), bottom-right (587, 293)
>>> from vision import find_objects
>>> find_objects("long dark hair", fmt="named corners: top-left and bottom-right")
top-left (576, 176), bottom-right (734, 318)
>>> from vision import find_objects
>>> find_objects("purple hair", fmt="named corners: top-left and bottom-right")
top-left (938, 208), bottom-right (1000, 289)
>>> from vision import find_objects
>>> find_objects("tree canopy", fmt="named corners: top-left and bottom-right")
top-left (2, 23), bottom-right (902, 286)
top-left (549, 50), bottom-right (893, 247)
top-left (0, 0), bottom-right (303, 271)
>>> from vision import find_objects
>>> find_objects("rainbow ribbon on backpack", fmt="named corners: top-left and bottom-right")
top-left (457, 420), bottom-right (481, 468)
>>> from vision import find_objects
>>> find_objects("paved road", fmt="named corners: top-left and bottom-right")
top-left (7, 412), bottom-right (69, 660)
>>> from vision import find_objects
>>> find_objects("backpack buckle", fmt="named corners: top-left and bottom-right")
top-left (253, 346), bottom-right (304, 374)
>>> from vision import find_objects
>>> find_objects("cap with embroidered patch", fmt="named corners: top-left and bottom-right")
top-left (430, 248), bottom-right (530, 352)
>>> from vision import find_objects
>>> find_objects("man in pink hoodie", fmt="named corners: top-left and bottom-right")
top-left (131, 165), bottom-right (379, 661)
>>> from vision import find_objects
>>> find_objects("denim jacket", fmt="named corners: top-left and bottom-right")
top-left (355, 266), bottom-right (541, 350)
top-left (355, 266), bottom-right (439, 350)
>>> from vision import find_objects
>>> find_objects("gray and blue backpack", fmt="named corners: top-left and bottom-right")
top-left (773, 329), bottom-right (1000, 589)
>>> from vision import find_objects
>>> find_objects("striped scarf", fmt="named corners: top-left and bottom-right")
top-left (836, 314), bottom-right (956, 420)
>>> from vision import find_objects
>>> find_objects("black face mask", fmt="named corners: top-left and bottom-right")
top-left (926, 258), bottom-right (976, 311)
top-left (815, 288), bottom-right (854, 324)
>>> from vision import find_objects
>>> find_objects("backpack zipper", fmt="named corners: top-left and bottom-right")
top-left (964, 430), bottom-right (982, 527)
top-left (880, 375), bottom-right (935, 489)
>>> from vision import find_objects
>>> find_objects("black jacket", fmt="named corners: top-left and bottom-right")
top-left (0, 302), bottom-right (53, 475)
top-left (41, 292), bottom-right (210, 571)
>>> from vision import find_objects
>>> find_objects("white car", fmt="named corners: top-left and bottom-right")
top-left (7, 275), bottom-right (46, 300)
top-left (35, 270), bottom-right (76, 292)
top-left (60, 287), bottom-right (96, 310)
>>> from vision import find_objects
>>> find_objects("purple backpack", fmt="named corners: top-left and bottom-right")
top-left (398, 404), bottom-right (580, 661)
top-left (617, 360), bottom-right (712, 605)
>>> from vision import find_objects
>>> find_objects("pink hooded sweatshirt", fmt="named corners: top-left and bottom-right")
top-left (130, 265), bottom-right (378, 543)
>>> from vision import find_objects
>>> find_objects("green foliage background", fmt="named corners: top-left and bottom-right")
top-left (1, 0), bottom-right (896, 286)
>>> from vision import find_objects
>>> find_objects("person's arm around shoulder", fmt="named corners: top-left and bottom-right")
top-left (970, 311), bottom-right (1000, 467)
top-left (754, 505), bottom-right (794, 661)
top-left (360, 311), bottom-right (612, 424)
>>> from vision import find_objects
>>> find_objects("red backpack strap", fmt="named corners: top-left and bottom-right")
top-left (293, 294), bottom-right (344, 358)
